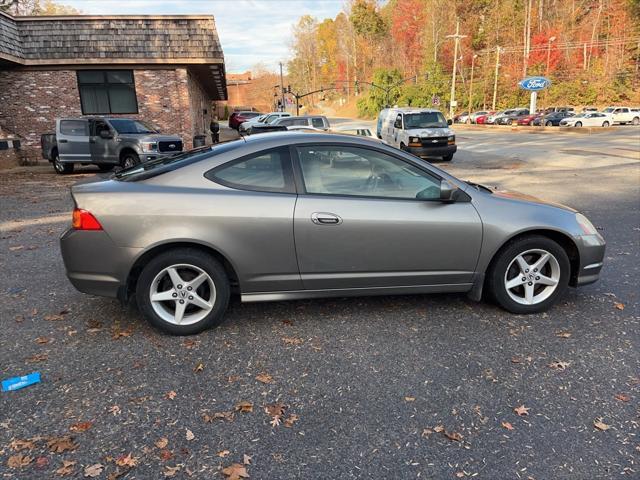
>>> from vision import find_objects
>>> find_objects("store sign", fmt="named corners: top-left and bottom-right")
top-left (518, 76), bottom-right (551, 91)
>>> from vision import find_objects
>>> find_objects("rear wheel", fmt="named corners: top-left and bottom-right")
top-left (52, 152), bottom-right (74, 175)
top-left (602, 121), bottom-right (610, 127)
top-left (121, 152), bottom-right (140, 169)
top-left (632, 117), bottom-right (639, 125)
top-left (136, 248), bottom-right (230, 335)
top-left (486, 235), bottom-right (570, 314)
top-left (574, 121), bottom-right (582, 127)
top-left (545, 120), bottom-right (553, 126)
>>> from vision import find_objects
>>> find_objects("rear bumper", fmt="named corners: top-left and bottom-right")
top-left (60, 228), bottom-right (141, 298)
top-left (406, 144), bottom-right (457, 159)
top-left (574, 234), bottom-right (606, 286)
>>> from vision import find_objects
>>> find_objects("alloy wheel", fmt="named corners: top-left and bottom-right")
top-left (149, 263), bottom-right (216, 325)
top-left (504, 249), bottom-right (560, 305)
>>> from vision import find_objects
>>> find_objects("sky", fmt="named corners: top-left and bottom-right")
top-left (60, 0), bottom-right (345, 73)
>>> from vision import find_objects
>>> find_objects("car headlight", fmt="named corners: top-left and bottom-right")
top-left (447, 135), bottom-right (455, 144)
top-left (408, 136), bottom-right (421, 146)
top-left (576, 213), bottom-right (598, 235)
top-left (141, 142), bottom-right (157, 152)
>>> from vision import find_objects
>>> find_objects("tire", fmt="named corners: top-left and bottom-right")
top-left (632, 117), bottom-right (639, 126)
top-left (545, 121), bottom-right (553, 127)
top-left (52, 152), bottom-right (74, 175)
top-left (98, 164), bottom-right (115, 172)
top-left (574, 121), bottom-right (582, 127)
top-left (486, 235), bottom-right (570, 314)
top-left (136, 248), bottom-right (230, 335)
top-left (602, 121), bottom-right (610, 127)
top-left (508, 119), bottom-right (513, 125)
top-left (121, 152), bottom-right (140, 169)
top-left (442, 154), bottom-right (454, 161)
top-left (400, 142), bottom-right (408, 151)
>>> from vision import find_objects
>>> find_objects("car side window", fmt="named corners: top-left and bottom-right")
top-left (206, 147), bottom-right (294, 193)
top-left (296, 145), bottom-right (441, 200)
top-left (311, 117), bottom-right (325, 128)
top-left (394, 114), bottom-right (402, 129)
top-left (60, 120), bottom-right (88, 136)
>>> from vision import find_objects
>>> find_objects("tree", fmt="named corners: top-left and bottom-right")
top-left (1, 0), bottom-right (80, 15)
top-left (391, 0), bottom-right (426, 76)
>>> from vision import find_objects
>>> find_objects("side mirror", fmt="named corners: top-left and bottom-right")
top-left (440, 180), bottom-right (457, 202)
top-left (394, 120), bottom-right (402, 128)
top-left (99, 130), bottom-right (113, 139)
top-left (447, 119), bottom-right (453, 125)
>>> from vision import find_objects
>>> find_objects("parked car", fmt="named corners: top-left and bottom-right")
top-left (602, 106), bottom-right (640, 125)
top-left (41, 118), bottom-right (182, 174)
top-left (475, 112), bottom-right (496, 124)
top-left (469, 111), bottom-right (492, 124)
top-left (332, 124), bottom-right (376, 138)
top-left (454, 112), bottom-right (470, 124)
top-left (582, 107), bottom-right (598, 113)
top-left (496, 109), bottom-right (530, 125)
top-left (532, 111), bottom-right (574, 126)
top-left (544, 106), bottom-right (575, 114)
top-left (559, 112), bottom-right (613, 127)
top-left (239, 112), bottom-right (291, 133)
top-left (228, 111), bottom-right (262, 130)
top-left (379, 108), bottom-right (456, 161)
top-left (60, 131), bottom-right (605, 335)
top-left (485, 110), bottom-right (513, 124)
top-left (516, 112), bottom-right (542, 126)
top-left (272, 115), bottom-right (330, 130)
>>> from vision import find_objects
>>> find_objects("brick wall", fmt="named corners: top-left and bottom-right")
top-left (0, 67), bottom-right (202, 160)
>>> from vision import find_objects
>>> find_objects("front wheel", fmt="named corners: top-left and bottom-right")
top-left (442, 154), bottom-right (454, 162)
top-left (52, 153), bottom-right (74, 175)
top-left (120, 152), bottom-right (140, 169)
top-left (574, 121), bottom-right (582, 127)
top-left (602, 121), bottom-right (610, 127)
top-left (632, 117), bottom-right (639, 126)
top-left (545, 121), bottom-right (553, 126)
top-left (136, 248), bottom-right (230, 335)
top-left (486, 235), bottom-right (570, 314)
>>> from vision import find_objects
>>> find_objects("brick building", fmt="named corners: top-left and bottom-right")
top-left (0, 11), bottom-right (227, 163)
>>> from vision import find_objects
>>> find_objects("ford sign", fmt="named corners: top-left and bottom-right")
top-left (518, 76), bottom-right (551, 91)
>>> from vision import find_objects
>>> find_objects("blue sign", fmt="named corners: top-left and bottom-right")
top-left (518, 76), bottom-right (551, 91)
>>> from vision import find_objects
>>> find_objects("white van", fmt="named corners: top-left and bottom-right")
top-left (378, 108), bottom-right (456, 161)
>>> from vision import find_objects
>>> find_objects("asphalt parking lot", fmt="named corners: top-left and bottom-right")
top-left (1, 128), bottom-right (639, 479)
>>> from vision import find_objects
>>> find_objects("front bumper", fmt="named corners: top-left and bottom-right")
top-left (60, 228), bottom-right (141, 298)
top-left (406, 144), bottom-right (457, 159)
top-left (141, 151), bottom-right (180, 162)
top-left (574, 234), bottom-right (606, 286)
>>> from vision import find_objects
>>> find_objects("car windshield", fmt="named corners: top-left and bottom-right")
top-left (266, 115), bottom-right (284, 124)
top-left (602, 108), bottom-right (615, 113)
top-left (573, 113), bottom-right (587, 118)
top-left (114, 140), bottom-right (244, 182)
top-left (403, 112), bottom-right (447, 128)
top-left (109, 119), bottom-right (158, 134)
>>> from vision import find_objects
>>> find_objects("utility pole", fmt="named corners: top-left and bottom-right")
top-left (446, 20), bottom-right (466, 119)
top-left (492, 46), bottom-right (502, 111)
top-left (467, 54), bottom-right (477, 120)
top-left (545, 36), bottom-right (556, 77)
top-left (279, 62), bottom-right (285, 112)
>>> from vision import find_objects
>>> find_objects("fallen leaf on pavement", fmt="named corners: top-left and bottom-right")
top-left (548, 361), bottom-right (570, 370)
top-left (35, 456), bottom-right (49, 469)
top-left (282, 336), bottom-right (304, 345)
top-left (444, 430), bottom-right (463, 442)
top-left (84, 463), bottom-right (104, 477)
top-left (55, 459), bottom-right (76, 476)
top-left (47, 436), bottom-right (78, 453)
top-left (594, 419), bottom-right (610, 431)
top-left (7, 454), bottom-right (32, 469)
top-left (556, 331), bottom-right (572, 338)
top-left (284, 414), bottom-right (299, 428)
top-left (115, 453), bottom-right (138, 468)
top-left (243, 454), bottom-right (252, 465)
top-left (203, 411), bottom-right (234, 423)
top-left (109, 405), bottom-right (121, 416)
top-left (70, 421), bottom-right (93, 433)
top-left (433, 425), bottom-right (445, 433)
top-left (26, 353), bottom-right (48, 363)
top-left (44, 314), bottom-right (65, 321)
top-left (155, 438), bottom-right (168, 449)
top-left (222, 463), bottom-right (249, 480)
top-left (9, 439), bottom-right (36, 451)
top-left (159, 449), bottom-right (173, 461)
top-left (614, 393), bottom-right (630, 402)
top-left (218, 450), bottom-right (231, 457)
top-left (513, 405), bottom-right (530, 416)
top-left (165, 390), bottom-right (177, 400)
top-left (194, 362), bottom-right (204, 373)
top-left (501, 421), bottom-right (515, 431)
top-left (614, 302), bottom-right (624, 311)
top-left (511, 356), bottom-right (523, 364)
top-left (405, 396), bottom-right (416, 402)
top-left (255, 372), bottom-right (273, 384)
top-left (35, 336), bottom-right (51, 344)
top-left (164, 465), bottom-right (181, 477)
top-left (182, 339), bottom-right (199, 349)
top-left (9, 245), bottom-right (24, 251)
top-left (185, 429), bottom-right (195, 441)
top-left (235, 401), bottom-right (253, 413)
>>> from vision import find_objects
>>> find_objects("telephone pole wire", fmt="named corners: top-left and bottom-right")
top-left (446, 20), bottom-right (466, 119)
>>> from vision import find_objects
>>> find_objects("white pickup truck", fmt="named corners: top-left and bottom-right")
top-left (601, 107), bottom-right (640, 125)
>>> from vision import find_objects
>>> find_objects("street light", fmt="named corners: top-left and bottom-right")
top-left (546, 36), bottom-right (557, 77)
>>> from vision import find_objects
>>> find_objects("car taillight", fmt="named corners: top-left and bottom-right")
top-left (72, 208), bottom-right (102, 230)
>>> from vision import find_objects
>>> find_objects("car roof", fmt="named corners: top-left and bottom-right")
top-left (390, 108), bottom-right (442, 114)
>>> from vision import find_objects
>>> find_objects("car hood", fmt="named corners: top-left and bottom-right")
top-left (406, 127), bottom-right (454, 137)
top-left (491, 189), bottom-right (576, 212)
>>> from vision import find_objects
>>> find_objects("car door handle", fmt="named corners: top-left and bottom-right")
top-left (58, 139), bottom-right (68, 143)
top-left (311, 212), bottom-right (342, 225)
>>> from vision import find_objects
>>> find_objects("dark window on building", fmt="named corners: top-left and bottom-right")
top-left (77, 70), bottom-right (138, 114)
